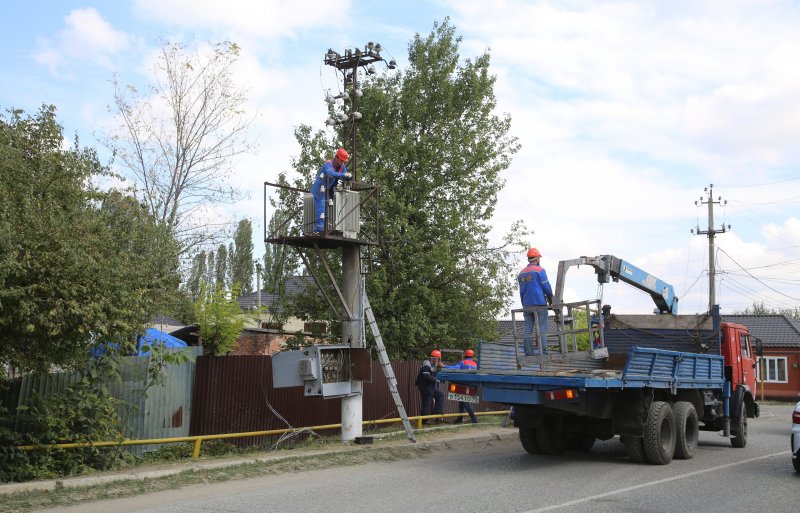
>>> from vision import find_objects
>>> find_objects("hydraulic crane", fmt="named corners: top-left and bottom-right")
top-left (553, 255), bottom-right (678, 314)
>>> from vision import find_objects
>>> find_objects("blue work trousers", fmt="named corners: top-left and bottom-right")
top-left (523, 308), bottom-right (548, 355)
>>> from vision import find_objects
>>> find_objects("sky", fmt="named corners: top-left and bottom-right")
top-left (2, 0), bottom-right (800, 317)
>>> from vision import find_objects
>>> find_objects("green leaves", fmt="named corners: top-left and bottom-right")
top-left (283, 19), bottom-right (528, 357)
top-left (194, 284), bottom-right (244, 355)
top-left (0, 106), bottom-right (182, 372)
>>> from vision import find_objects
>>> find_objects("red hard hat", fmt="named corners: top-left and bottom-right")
top-left (464, 349), bottom-right (474, 357)
top-left (527, 247), bottom-right (541, 258)
top-left (336, 148), bottom-right (349, 162)
top-left (430, 349), bottom-right (442, 358)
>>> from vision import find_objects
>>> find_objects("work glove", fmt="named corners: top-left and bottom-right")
top-left (344, 172), bottom-right (352, 179)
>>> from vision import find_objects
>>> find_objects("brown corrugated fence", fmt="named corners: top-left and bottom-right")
top-left (190, 355), bottom-right (504, 446)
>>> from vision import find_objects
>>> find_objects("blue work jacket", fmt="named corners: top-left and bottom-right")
top-left (310, 160), bottom-right (349, 198)
top-left (444, 358), bottom-right (477, 370)
top-left (518, 263), bottom-right (553, 306)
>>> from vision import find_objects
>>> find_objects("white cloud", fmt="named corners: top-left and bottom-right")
top-left (35, 8), bottom-right (130, 76)
top-left (448, 0), bottom-right (800, 315)
top-left (133, 0), bottom-right (351, 39)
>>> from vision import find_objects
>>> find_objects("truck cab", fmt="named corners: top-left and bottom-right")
top-left (720, 322), bottom-right (759, 418)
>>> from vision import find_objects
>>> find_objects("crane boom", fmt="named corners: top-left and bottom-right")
top-left (554, 255), bottom-right (678, 314)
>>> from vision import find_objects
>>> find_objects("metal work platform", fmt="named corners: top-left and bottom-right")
top-left (265, 233), bottom-right (377, 250)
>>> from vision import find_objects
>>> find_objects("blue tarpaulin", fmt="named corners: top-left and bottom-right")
top-left (91, 328), bottom-right (188, 357)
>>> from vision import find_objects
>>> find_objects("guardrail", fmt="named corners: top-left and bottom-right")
top-left (17, 410), bottom-right (510, 460)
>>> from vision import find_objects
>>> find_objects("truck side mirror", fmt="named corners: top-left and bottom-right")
top-left (755, 338), bottom-right (763, 357)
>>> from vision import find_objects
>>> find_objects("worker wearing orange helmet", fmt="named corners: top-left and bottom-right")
top-left (518, 247), bottom-right (553, 356)
top-left (309, 148), bottom-right (352, 234)
top-left (415, 349), bottom-right (445, 424)
top-left (443, 349), bottom-right (478, 424)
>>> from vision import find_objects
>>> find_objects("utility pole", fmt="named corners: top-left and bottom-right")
top-left (693, 184), bottom-right (729, 312)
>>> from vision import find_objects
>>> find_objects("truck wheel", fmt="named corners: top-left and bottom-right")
top-left (535, 416), bottom-right (567, 455)
top-left (731, 409), bottom-right (748, 448)
top-left (793, 453), bottom-right (800, 473)
top-left (621, 436), bottom-right (647, 463)
top-left (567, 434), bottom-right (595, 452)
top-left (519, 427), bottom-right (541, 454)
top-left (643, 401), bottom-right (676, 465)
top-left (673, 401), bottom-right (699, 460)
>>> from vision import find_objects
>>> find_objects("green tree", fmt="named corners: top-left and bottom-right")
top-left (281, 19), bottom-right (527, 356)
top-left (230, 219), bottom-right (254, 297)
top-left (105, 40), bottom-right (254, 256)
top-left (0, 105), bottom-right (181, 372)
top-left (185, 250), bottom-right (208, 302)
top-left (195, 285), bottom-right (244, 355)
top-left (734, 301), bottom-right (800, 319)
top-left (215, 244), bottom-right (229, 291)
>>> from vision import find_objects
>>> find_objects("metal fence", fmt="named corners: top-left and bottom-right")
top-left (4, 347), bottom-right (203, 456)
top-left (4, 352), bottom-right (503, 454)
top-left (189, 355), bottom-right (505, 447)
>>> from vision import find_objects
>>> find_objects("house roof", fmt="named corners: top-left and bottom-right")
top-left (237, 275), bottom-right (315, 312)
top-left (722, 314), bottom-right (800, 348)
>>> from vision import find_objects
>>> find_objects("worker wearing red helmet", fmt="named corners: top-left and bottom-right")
top-left (415, 349), bottom-right (445, 424)
top-left (309, 148), bottom-right (352, 234)
top-left (518, 247), bottom-right (553, 356)
top-left (443, 349), bottom-right (478, 424)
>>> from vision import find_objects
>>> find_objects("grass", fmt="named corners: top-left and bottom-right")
top-left (0, 418), bottom-right (507, 513)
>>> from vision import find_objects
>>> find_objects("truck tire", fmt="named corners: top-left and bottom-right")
top-left (731, 408), bottom-right (748, 448)
top-left (535, 416), bottom-right (567, 455)
top-left (673, 401), bottom-right (699, 460)
top-left (519, 427), bottom-right (541, 454)
top-left (643, 401), bottom-right (676, 465)
top-left (621, 435), bottom-right (647, 463)
top-left (567, 434), bottom-right (595, 452)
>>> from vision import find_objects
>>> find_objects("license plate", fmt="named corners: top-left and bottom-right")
top-left (448, 392), bottom-right (480, 404)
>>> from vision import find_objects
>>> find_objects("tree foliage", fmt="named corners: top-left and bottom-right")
top-left (195, 284), bottom-right (244, 355)
top-left (105, 40), bottom-right (254, 257)
top-left (734, 301), bottom-right (800, 319)
top-left (229, 219), bottom-right (254, 297)
top-left (280, 19), bottom-right (527, 356)
top-left (0, 105), bottom-right (181, 372)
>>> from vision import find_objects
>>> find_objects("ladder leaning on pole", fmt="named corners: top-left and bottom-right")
top-left (363, 293), bottom-right (416, 442)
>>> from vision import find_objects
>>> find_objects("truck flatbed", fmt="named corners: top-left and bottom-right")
top-left (437, 344), bottom-right (726, 402)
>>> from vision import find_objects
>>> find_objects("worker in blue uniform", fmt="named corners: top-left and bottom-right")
top-left (444, 349), bottom-right (479, 424)
top-left (309, 148), bottom-right (352, 234)
top-left (517, 247), bottom-right (553, 356)
top-left (416, 350), bottom-right (445, 424)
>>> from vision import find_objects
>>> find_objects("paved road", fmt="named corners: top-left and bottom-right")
top-left (43, 403), bottom-right (798, 513)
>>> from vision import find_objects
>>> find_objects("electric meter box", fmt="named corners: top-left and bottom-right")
top-left (272, 344), bottom-right (371, 398)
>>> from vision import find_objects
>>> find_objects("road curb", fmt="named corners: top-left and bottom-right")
top-left (0, 428), bottom-right (519, 495)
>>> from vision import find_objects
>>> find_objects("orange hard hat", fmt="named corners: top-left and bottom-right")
top-left (464, 349), bottom-right (474, 357)
top-left (336, 148), bottom-right (349, 162)
top-left (430, 349), bottom-right (442, 358)
top-left (527, 247), bottom-right (541, 258)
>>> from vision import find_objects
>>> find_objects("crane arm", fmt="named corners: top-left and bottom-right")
top-left (554, 255), bottom-right (678, 314)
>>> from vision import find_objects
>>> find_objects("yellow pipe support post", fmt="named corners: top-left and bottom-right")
top-left (192, 439), bottom-right (203, 461)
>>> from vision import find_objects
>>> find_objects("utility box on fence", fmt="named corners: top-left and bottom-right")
top-left (301, 190), bottom-right (360, 237)
top-left (272, 344), bottom-right (372, 398)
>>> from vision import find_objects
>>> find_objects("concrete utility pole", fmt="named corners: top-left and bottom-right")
top-left (693, 185), bottom-right (729, 312)
top-left (340, 246), bottom-right (363, 440)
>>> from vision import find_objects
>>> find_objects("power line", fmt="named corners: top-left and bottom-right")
top-left (717, 247), bottom-right (800, 301)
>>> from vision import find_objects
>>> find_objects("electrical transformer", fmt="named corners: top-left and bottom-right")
top-left (301, 189), bottom-right (360, 237)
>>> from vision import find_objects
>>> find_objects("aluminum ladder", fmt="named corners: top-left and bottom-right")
top-left (363, 293), bottom-right (416, 442)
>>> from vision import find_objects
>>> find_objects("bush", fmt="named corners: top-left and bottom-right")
top-left (0, 376), bottom-right (131, 482)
